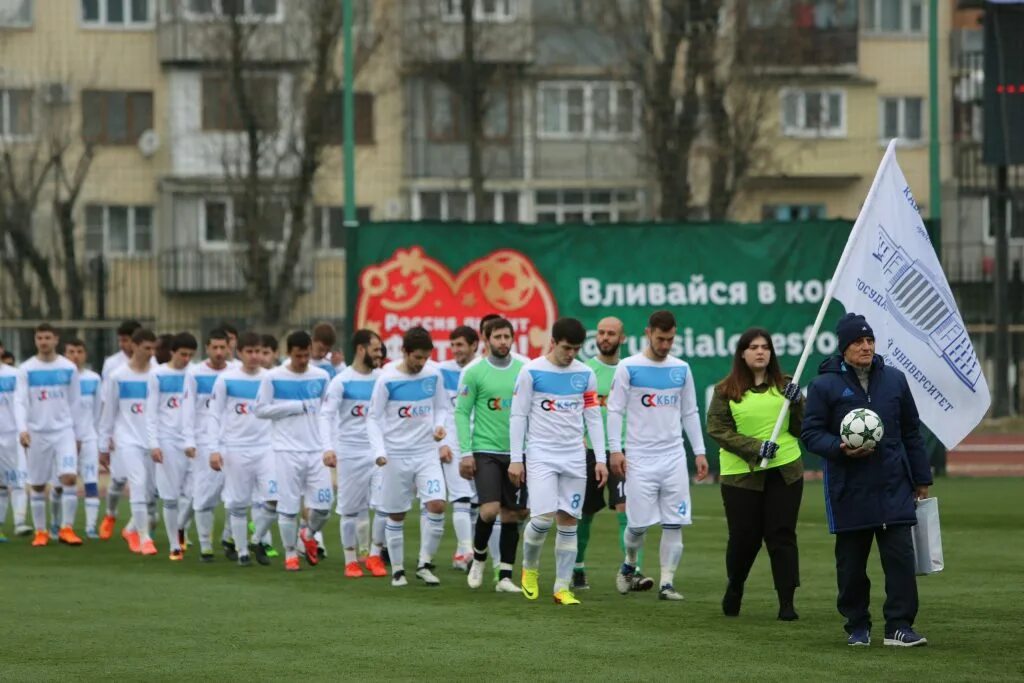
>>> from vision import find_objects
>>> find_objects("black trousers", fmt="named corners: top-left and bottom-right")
top-left (834, 525), bottom-right (919, 634)
top-left (720, 469), bottom-right (803, 596)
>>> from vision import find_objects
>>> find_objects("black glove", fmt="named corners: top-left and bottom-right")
top-left (758, 440), bottom-right (779, 460)
top-left (782, 382), bottom-right (802, 403)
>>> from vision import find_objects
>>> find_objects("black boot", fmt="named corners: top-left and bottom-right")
top-left (777, 589), bottom-right (799, 621)
top-left (722, 581), bottom-right (743, 617)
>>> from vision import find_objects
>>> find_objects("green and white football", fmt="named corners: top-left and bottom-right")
top-left (840, 408), bottom-right (884, 450)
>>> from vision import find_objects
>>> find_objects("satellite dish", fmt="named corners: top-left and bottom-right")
top-left (137, 129), bottom-right (160, 158)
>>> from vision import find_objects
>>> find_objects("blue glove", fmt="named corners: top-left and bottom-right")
top-left (782, 382), bottom-right (802, 403)
top-left (758, 440), bottom-right (779, 461)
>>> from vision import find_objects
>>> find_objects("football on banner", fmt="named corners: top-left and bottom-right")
top-left (840, 408), bottom-right (884, 450)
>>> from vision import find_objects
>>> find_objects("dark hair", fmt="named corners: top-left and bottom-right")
top-left (172, 332), bottom-right (199, 352)
top-left (64, 337), bottom-right (86, 349)
top-left (1, 350), bottom-right (14, 362)
top-left (312, 322), bottom-right (337, 347)
top-left (35, 323), bottom-right (57, 334)
top-left (402, 326), bottom-right (434, 353)
top-left (479, 313), bottom-right (500, 336)
top-left (237, 331), bottom-right (262, 351)
top-left (715, 327), bottom-right (786, 403)
top-left (483, 316), bottom-right (514, 339)
top-left (449, 325), bottom-right (479, 345)
top-left (116, 320), bottom-right (142, 337)
top-left (260, 333), bottom-right (278, 351)
top-left (217, 321), bottom-right (238, 337)
top-left (551, 318), bottom-right (586, 345)
top-left (286, 330), bottom-right (312, 352)
top-left (131, 328), bottom-right (157, 344)
top-left (351, 329), bottom-right (380, 357)
top-left (648, 310), bottom-right (677, 332)
top-left (206, 329), bottom-right (229, 345)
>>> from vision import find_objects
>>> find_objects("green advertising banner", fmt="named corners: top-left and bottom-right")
top-left (349, 221), bottom-right (859, 468)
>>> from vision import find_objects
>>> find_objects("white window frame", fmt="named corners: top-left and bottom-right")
top-left (878, 96), bottom-right (925, 146)
top-left (0, 0), bottom-right (32, 27)
top-left (536, 81), bottom-right (640, 141)
top-left (532, 188), bottom-right (643, 224)
top-left (85, 205), bottom-right (154, 256)
top-left (780, 88), bottom-right (847, 139)
top-left (199, 196), bottom-right (291, 250)
top-left (440, 0), bottom-right (516, 23)
top-left (80, 0), bottom-right (154, 29)
top-left (184, 0), bottom-right (283, 23)
top-left (862, 0), bottom-right (925, 36)
top-left (411, 190), bottom-right (521, 222)
top-left (0, 88), bottom-right (35, 140)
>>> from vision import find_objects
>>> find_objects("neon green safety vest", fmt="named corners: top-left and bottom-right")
top-left (718, 386), bottom-right (802, 475)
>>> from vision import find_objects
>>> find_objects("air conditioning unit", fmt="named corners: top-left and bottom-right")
top-left (137, 129), bottom-right (161, 158)
top-left (42, 83), bottom-right (71, 106)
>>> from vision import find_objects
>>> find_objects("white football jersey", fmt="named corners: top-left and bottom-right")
top-left (19, 355), bottom-right (82, 435)
top-left (320, 365), bottom-right (380, 454)
top-left (208, 366), bottom-right (270, 452)
top-left (97, 364), bottom-right (158, 451)
top-left (253, 364), bottom-right (331, 453)
top-left (365, 363), bottom-right (447, 460)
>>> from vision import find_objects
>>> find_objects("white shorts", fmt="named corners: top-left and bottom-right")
top-left (335, 455), bottom-right (377, 516)
top-left (442, 455), bottom-right (476, 502)
top-left (115, 444), bottom-right (155, 505)
top-left (26, 429), bottom-right (77, 486)
top-left (192, 448), bottom-right (225, 511)
top-left (109, 442), bottom-right (127, 482)
top-left (222, 448), bottom-right (275, 509)
top-left (369, 464), bottom-right (383, 510)
top-left (181, 455), bottom-right (195, 500)
top-left (526, 455), bottom-right (587, 518)
top-left (379, 453), bottom-right (446, 514)
top-left (155, 442), bottom-right (190, 501)
top-left (275, 450), bottom-right (332, 516)
top-left (78, 438), bottom-right (99, 486)
top-left (624, 454), bottom-right (693, 528)
top-left (0, 432), bottom-right (20, 487)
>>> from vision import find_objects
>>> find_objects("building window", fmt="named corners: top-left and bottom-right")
top-left (319, 91), bottom-right (375, 145)
top-left (312, 206), bottom-right (371, 250)
top-left (0, 0), bottom-right (31, 26)
top-left (414, 190), bottom-right (520, 222)
top-left (82, 91), bottom-right (153, 144)
top-left (762, 203), bottom-right (827, 222)
top-left (533, 189), bottom-right (641, 223)
top-left (863, 0), bottom-right (924, 35)
top-left (441, 0), bottom-right (516, 23)
top-left (85, 205), bottom-right (153, 255)
top-left (185, 0), bottom-right (280, 21)
top-left (0, 89), bottom-right (34, 137)
top-left (200, 197), bottom-right (288, 249)
top-left (427, 82), bottom-right (512, 142)
top-left (781, 88), bottom-right (846, 138)
top-left (201, 74), bottom-right (278, 132)
top-left (537, 82), bottom-right (638, 139)
top-left (81, 0), bottom-right (152, 27)
top-left (879, 96), bottom-right (923, 144)
top-left (985, 197), bottom-right (1024, 243)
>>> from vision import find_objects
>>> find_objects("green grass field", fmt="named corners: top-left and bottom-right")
top-left (2, 478), bottom-right (1023, 682)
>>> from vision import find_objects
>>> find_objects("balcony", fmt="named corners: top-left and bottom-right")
top-left (158, 248), bottom-right (313, 294)
top-left (737, 1), bottom-right (858, 71)
top-left (158, 1), bottom-right (306, 65)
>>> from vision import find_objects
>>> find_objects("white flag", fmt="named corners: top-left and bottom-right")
top-left (831, 140), bottom-right (990, 448)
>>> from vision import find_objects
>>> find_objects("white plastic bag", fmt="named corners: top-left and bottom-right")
top-left (911, 497), bottom-right (944, 576)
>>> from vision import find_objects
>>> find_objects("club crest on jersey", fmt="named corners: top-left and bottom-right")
top-left (397, 405), bottom-right (431, 418)
top-left (130, 402), bottom-right (145, 414)
top-left (486, 397), bottom-right (512, 411)
top-left (234, 403), bottom-right (250, 415)
top-left (669, 368), bottom-right (686, 385)
top-left (422, 376), bottom-right (437, 394)
top-left (350, 405), bottom-right (366, 417)
top-left (569, 374), bottom-right (588, 392)
top-left (640, 393), bottom-right (679, 408)
top-left (540, 398), bottom-right (581, 412)
top-left (166, 397), bottom-right (180, 409)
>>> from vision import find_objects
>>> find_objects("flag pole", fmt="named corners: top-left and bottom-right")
top-left (758, 140), bottom-right (899, 467)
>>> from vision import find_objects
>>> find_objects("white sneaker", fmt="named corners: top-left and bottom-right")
top-left (494, 577), bottom-right (520, 593)
top-left (416, 564), bottom-right (441, 586)
top-left (467, 559), bottom-right (486, 589)
top-left (452, 552), bottom-right (471, 572)
top-left (391, 571), bottom-right (408, 587)
top-left (615, 565), bottom-right (635, 595)
top-left (15, 524), bottom-right (33, 537)
top-left (659, 584), bottom-right (684, 601)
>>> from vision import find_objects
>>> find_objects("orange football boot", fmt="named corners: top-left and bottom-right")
top-left (58, 527), bottom-right (83, 545)
top-left (285, 556), bottom-right (301, 571)
top-left (344, 561), bottom-right (364, 578)
top-left (140, 539), bottom-right (158, 556)
top-left (122, 527), bottom-right (141, 553)
top-left (365, 555), bottom-right (388, 577)
top-left (32, 530), bottom-right (49, 547)
top-left (98, 515), bottom-right (116, 540)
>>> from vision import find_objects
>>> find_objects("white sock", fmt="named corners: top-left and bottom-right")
top-left (341, 514), bottom-right (359, 563)
top-left (308, 509), bottom-right (330, 535)
top-left (106, 479), bottom-right (126, 520)
top-left (131, 501), bottom-right (151, 543)
top-left (419, 511), bottom-right (445, 566)
top-left (163, 499), bottom-right (180, 551)
top-left (50, 487), bottom-right (62, 528)
top-left (195, 508), bottom-right (214, 553)
top-left (61, 486), bottom-right (78, 529)
top-left (489, 518), bottom-right (502, 561)
top-left (230, 510), bottom-right (250, 558)
top-left (554, 524), bottom-right (578, 593)
top-left (85, 496), bottom-right (100, 530)
top-left (470, 504), bottom-right (479, 528)
top-left (660, 525), bottom-right (684, 588)
top-left (624, 526), bottom-right (646, 567)
top-left (385, 519), bottom-right (405, 573)
top-left (12, 487), bottom-right (27, 526)
top-left (278, 512), bottom-right (298, 558)
top-left (252, 503), bottom-right (276, 545)
top-left (356, 509), bottom-right (370, 555)
top-left (0, 488), bottom-right (8, 526)
top-left (452, 501), bottom-right (473, 555)
top-left (371, 510), bottom-right (386, 555)
top-left (522, 516), bottom-right (552, 570)
top-left (30, 492), bottom-right (47, 531)
top-left (147, 499), bottom-right (158, 530)
top-left (221, 518), bottom-right (233, 543)
top-left (176, 495), bottom-right (192, 531)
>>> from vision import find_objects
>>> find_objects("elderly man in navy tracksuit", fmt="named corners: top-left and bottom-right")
top-left (802, 313), bottom-right (933, 648)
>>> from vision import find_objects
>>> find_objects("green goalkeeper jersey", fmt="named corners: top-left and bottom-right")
top-left (585, 357), bottom-right (625, 450)
top-left (455, 356), bottom-right (526, 454)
